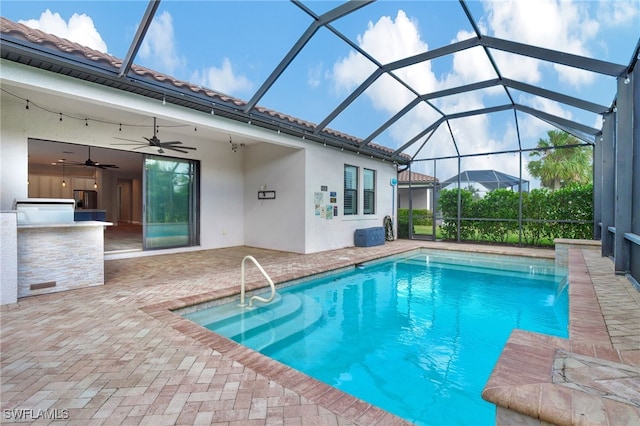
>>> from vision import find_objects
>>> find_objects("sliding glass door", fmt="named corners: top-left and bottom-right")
top-left (143, 155), bottom-right (199, 249)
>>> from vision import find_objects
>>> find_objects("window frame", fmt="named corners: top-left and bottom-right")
top-left (363, 168), bottom-right (376, 215)
top-left (343, 164), bottom-right (358, 215)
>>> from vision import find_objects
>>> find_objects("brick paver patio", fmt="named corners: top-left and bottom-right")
top-left (1, 241), bottom-right (638, 424)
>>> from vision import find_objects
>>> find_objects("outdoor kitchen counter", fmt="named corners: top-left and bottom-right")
top-left (16, 221), bottom-right (112, 298)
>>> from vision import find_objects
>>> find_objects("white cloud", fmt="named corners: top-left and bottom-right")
top-left (307, 62), bottom-right (323, 89)
top-left (449, 31), bottom-right (501, 85)
top-left (331, 9), bottom-right (499, 179)
top-left (332, 10), bottom-right (435, 98)
top-left (191, 58), bottom-right (253, 96)
top-left (139, 11), bottom-right (185, 76)
top-left (597, 0), bottom-right (639, 26)
top-left (19, 9), bottom-right (107, 52)
top-left (483, 0), bottom-right (599, 88)
top-left (328, 2), bottom-right (604, 182)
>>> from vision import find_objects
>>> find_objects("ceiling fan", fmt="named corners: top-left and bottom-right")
top-left (113, 117), bottom-right (197, 154)
top-left (63, 146), bottom-right (118, 169)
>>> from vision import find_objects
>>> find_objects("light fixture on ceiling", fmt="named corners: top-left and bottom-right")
top-left (93, 169), bottom-right (98, 189)
top-left (162, 94), bottom-right (166, 105)
top-left (229, 135), bottom-right (244, 153)
top-left (624, 75), bottom-right (631, 85)
top-left (61, 159), bottom-right (66, 187)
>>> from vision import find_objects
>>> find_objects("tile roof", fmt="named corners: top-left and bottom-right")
top-left (397, 170), bottom-right (437, 183)
top-left (0, 17), bottom-right (410, 162)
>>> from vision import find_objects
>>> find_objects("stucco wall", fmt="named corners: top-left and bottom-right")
top-left (1, 59), bottom-right (398, 255)
top-left (244, 143), bottom-right (306, 253)
top-left (305, 146), bottom-right (397, 253)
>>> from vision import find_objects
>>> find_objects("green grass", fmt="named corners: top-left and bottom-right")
top-left (411, 225), bottom-right (554, 247)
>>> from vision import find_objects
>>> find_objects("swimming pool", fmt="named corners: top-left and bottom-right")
top-left (183, 249), bottom-right (568, 425)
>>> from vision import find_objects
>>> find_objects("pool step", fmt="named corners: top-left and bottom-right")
top-left (203, 293), bottom-right (300, 338)
top-left (238, 294), bottom-right (324, 353)
top-left (185, 292), bottom-right (285, 328)
top-left (191, 292), bottom-right (325, 354)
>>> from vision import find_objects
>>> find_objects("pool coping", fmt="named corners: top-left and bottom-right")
top-left (481, 248), bottom-right (640, 425)
top-left (139, 245), bottom-right (562, 425)
top-left (141, 291), bottom-right (412, 425)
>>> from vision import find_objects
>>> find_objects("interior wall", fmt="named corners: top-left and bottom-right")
top-left (117, 180), bottom-right (133, 223)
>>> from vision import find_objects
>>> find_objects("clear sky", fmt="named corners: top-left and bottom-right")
top-left (2, 0), bottom-right (639, 184)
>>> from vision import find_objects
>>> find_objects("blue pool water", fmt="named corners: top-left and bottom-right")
top-left (183, 249), bottom-right (568, 425)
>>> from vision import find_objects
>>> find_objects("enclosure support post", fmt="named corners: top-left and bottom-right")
top-left (432, 159), bottom-right (437, 240)
top-left (613, 73), bottom-right (634, 274)
top-left (408, 163), bottom-right (414, 239)
top-left (593, 126), bottom-right (603, 241)
top-left (456, 156), bottom-right (462, 242)
top-left (518, 150), bottom-right (523, 246)
top-left (601, 111), bottom-right (616, 258)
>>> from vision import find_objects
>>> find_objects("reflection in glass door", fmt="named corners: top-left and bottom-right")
top-left (143, 155), bottom-right (199, 249)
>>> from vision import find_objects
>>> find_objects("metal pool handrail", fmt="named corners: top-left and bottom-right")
top-left (239, 255), bottom-right (276, 307)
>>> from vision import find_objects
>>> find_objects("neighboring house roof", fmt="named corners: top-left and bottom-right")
top-left (440, 170), bottom-right (528, 191)
top-left (0, 17), bottom-right (410, 164)
top-left (397, 170), bottom-right (438, 185)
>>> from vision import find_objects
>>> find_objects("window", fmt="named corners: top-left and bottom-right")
top-left (364, 168), bottom-right (375, 214)
top-left (344, 165), bottom-right (358, 215)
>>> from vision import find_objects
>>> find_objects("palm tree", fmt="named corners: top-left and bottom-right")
top-left (527, 130), bottom-right (592, 190)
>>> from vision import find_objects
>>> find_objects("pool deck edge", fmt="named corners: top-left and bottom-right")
top-left (482, 247), bottom-right (640, 425)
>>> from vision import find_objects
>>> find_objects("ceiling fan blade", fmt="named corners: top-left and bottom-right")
top-left (113, 117), bottom-right (196, 155)
top-left (113, 137), bottom-right (146, 144)
top-left (164, 146), bottom-right (189, 154)
top-left (160, 142), bottom-right (196, 150)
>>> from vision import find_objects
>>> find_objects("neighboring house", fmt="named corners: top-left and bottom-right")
top-left (440, 170), bottom-right (529, 195)
top-left (397, 170), bottom-right (438, 211)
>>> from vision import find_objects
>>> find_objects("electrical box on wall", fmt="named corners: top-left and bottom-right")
top-left (258, 190), bottom-right (276, 199)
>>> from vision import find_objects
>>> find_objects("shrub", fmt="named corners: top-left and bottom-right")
top-left (434, 184), bottom-right (593, 246)
top-left (397, 208), bottom-right (433, 239)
